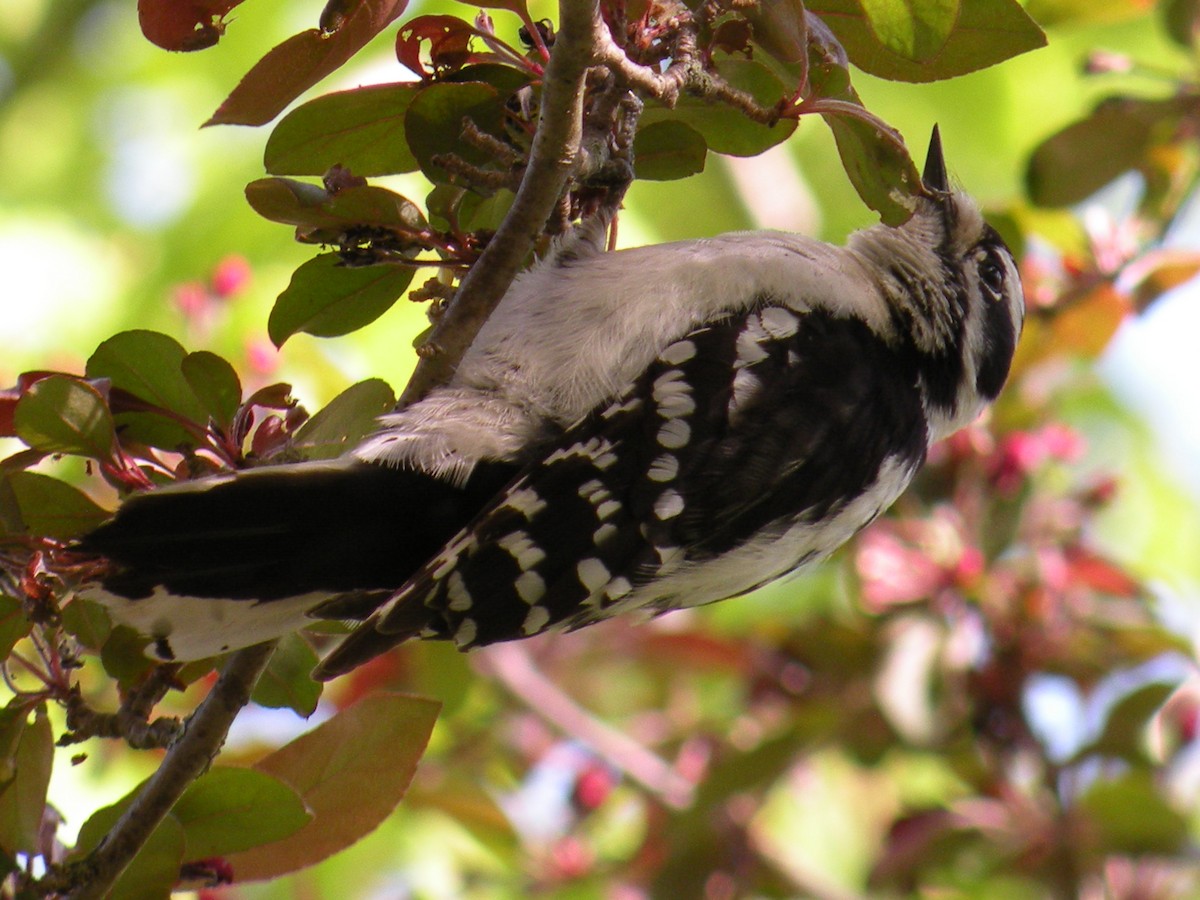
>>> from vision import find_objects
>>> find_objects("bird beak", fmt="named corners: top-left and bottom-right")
top-left (922, 125), bottom-right (949, 195)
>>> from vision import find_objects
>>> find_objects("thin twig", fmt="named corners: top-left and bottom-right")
top-left (397, 0), bottom-right (601, 406)
top-left (479, 643), bottom-right (695, 809)
top-left (52, 642), bottom-right (277, 899)
top-left (60, 665), bottom-right (183, 749)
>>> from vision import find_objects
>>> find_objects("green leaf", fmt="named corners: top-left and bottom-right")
top-left (0, 597), bottom-right (30, 659)
top-left (251, 633), bottom-right (324, 716)
top-left (245, 179), bottom-right (429, 245)
top-left (859, 0), bottom-right (958, 62)
top-left (226, 693), bottom-right (440, 881)
top-left (13, 377), bottom-right (115, 460)
top-left (86, 330), bottom-right (208, 450)
top-left (1082, 681), bottom-right (1176, 763)
top-left (61, 598), bottom-right (112, 652)
top-left (174, 767), bottom-right (312, 858)
top-left (268, 254), bottom-right (416, 346)
top-left (74, 800), bottom-right (185, 900)
top-left (632, 121), bottom-right (707, 181)
top-left (823, 114), bottom-right (921, 225)
top-left (1026, 97), bottom-right (1193, 208)
top-left (806, 0), bottom-right (1046, 82)
top-left (5, 471), bottom-right (109, 539)
top-left (0, 707), bottom-right (26, 788)
top-left (181, 351), bottom-right (242, 431)
top-left (206, 0), bottom-right (411, 126)
top-left (459, 188), bottom-right (516, 233)
top-left (805, 21), bottom-right (922, 224)
top-left (0, 706), bottom-right (53, 856)
top-left (1077, 770), bottom-right (1189, 855)
top-left (405, 81), bottom-right (509, 185)
top-left (266, 83), bottom-right (421, 177)
top-left (643, 59), bottom-right (796, 157)
top-left (1162, 0), bottom-right (1200, 47)
top-left (99, 624), bottom-right (156, 687)
top-left (290, 378), bottom-right (396, 460)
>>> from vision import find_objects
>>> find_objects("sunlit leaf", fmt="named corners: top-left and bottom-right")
top-left (290, 378), bottom-right (396, 460)
top-left (207, 0), bottom-right (410, 126)
top-left (5, 471), bottom-right (109, 539)
top-left (806, 0), bottom-right (1045, 82)
top-left (632, 121), bottom-right (707, 181)
top-left (252, 633), bottom-right (324, 716)
top-left (858, 0), bottom-right (958, 61)
top-left (268, 254), bottom-right (416, 346)
top-left (0, 706), bottom-right (52, 855)
top-left (174, 767), bottom-right (312, 858)
top-left (13, 376), bottom-right (115, 460)
top-left (226, 693), bottom-right (440, 880)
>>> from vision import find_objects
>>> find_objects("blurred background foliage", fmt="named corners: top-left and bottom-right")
top-left (4, 0), bottom-right (1200, 897)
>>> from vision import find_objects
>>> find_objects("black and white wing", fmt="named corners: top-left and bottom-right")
top-left (315, 301), bottom-right (931, 679)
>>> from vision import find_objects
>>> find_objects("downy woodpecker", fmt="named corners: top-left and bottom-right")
top-left (79, 128), bottom-right (1025, 679)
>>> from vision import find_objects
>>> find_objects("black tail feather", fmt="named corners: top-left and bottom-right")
top-left (81, 459), bottom-right (520, 604)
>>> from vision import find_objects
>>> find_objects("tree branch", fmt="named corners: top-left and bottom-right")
top-left (53, 642), bottom-right (277, 899)
top-left (479, 643), bottom-right (695, 809)
top-left (397, 0), bottom-right (601, 406)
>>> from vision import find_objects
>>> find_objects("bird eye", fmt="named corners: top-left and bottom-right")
top-left (978, 252), bottom-right (1006, 298)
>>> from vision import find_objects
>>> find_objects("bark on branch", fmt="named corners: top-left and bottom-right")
top-left (52, 642), bottom-right (277, 899)
top-left (397, 0), bottom-right (603, 406)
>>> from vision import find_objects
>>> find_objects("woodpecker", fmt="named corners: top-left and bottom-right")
top-left (78, 128), bottom-right (1025, 679)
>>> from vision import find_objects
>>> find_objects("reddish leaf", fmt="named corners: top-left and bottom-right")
top-left (1127, 249), bottom-right (1200, 311)
top-left (1065, 548), bottom-right (1141, 598)
top-left (743, 0), bottom-right (808, 64)
top-left (206, 0), bottom-right (410, 127)
top-left (397, 15), bottom-right (484, 79)
top-left (1049, 283), bottom-right (1130, 358)
top-left (0, 388), bottom-right (17, 438)
top-left (226, 693), bottom-right (439, 880)
top-left (137, 0), bottom-right (245, 52)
